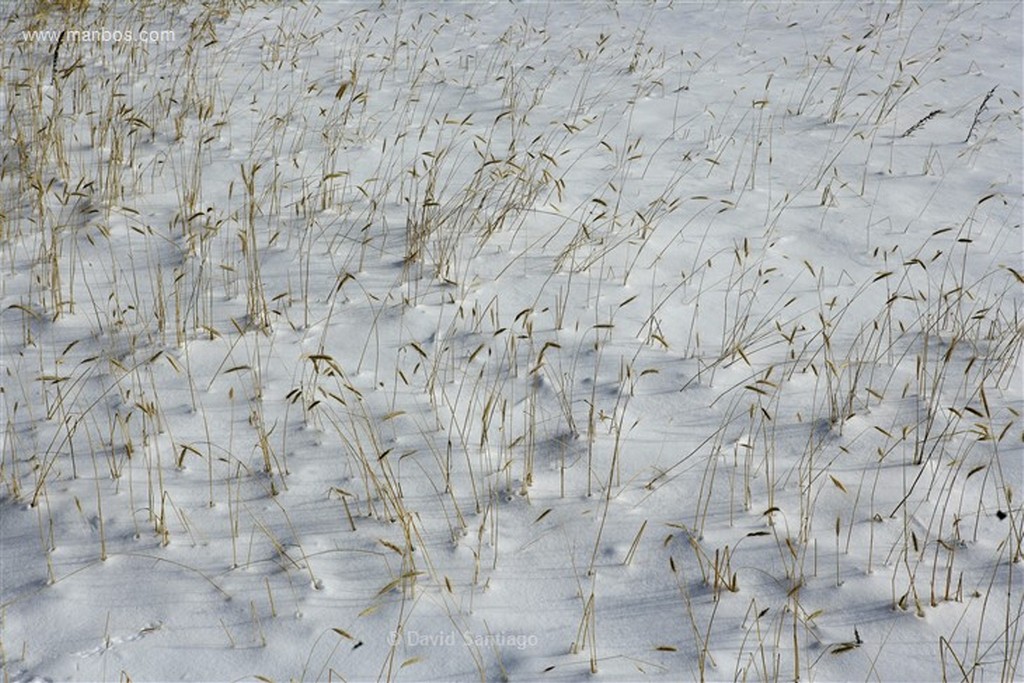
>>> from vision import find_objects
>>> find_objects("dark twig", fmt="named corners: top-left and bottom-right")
top-left (900, 109), bottom-right (943, 138)
top-left (964, 86), bottom-right (996, 143)
top-left (52, 29), bottom-right (66, 83)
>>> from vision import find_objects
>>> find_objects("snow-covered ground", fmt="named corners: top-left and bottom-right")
top-left (1, 1), bottom-right (1021, 681)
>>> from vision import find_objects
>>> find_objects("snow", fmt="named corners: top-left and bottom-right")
top-left (1, 1), bottom-right (1021, 681)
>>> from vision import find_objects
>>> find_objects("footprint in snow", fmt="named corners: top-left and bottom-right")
top-left (73, 621), bottom-right (163, 658)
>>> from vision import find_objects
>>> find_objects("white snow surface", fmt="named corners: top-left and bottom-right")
top-left (1, 1), bottom-right (1021, 681)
